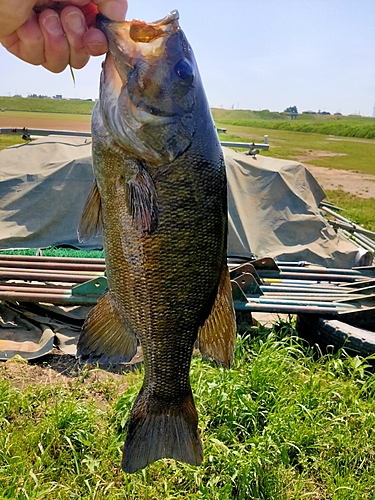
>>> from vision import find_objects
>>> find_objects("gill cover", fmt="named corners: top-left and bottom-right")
top-left (95, 11), bottom-right (197, 165)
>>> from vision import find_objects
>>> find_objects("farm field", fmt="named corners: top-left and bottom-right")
top-left (0, 110), bottom-right (91, 133)
top-left (1, 99), bottom-right (375, 498)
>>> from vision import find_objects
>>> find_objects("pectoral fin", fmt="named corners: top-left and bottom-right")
top-left (77, 291), bottom-right (137, 363)
top-left (125, 163), bottom-right (159, 234)
top-left (77, 180), bottom-right (102, 242)
top-left (198, 266), bottom-right (236, 368)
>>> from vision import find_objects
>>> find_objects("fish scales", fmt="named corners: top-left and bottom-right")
top-left (77, 10), bottom-right (236, 473)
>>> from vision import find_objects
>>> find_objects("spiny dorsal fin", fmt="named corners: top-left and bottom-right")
top-left (77, 180), bottom-right (102, 242)
top-left (125, 164), bottom-right (159, 234)
top-left (77, 291), bottom-right (137, 364)
top-left (197, 266), bottom-right (236, 368)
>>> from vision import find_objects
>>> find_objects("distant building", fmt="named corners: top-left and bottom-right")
top-left (53, 95), bottom-right (63, 99)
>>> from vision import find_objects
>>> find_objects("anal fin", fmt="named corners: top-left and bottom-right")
top-left (122, 387), bottom-right (202, 473)
top-left (78, 180), bottom-right (102, 242)
top-left (198, 266), bottom-right (236, 368)
top-left (77, 291), bottom-right (137, 363)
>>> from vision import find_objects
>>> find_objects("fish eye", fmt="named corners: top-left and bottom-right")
top-left (174, 59), bottom-right (194, 80)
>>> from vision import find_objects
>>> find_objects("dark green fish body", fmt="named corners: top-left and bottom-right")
top-left (77, 10), bottom-right (236, 473)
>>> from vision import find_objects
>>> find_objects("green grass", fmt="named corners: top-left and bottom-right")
top-left (0, 110), bottom-right (91, 123)
top-left (324, 191), bottom-right (375, 233)
top-left (212, 108), bottom-right (375, 139)
top-left (2, 321), bottom-right (375, 498)
top-left (218, 125), bottom-right (375, 175)
top-left (0, 96), bottom-right (94, 114)
top-left (0, 134), bottom-right (24, 150)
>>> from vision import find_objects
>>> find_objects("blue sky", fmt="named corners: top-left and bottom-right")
top-left (1, 0), bottom-right (374, 116)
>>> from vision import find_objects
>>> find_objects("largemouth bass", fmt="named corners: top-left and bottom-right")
top-left (77, 10), bottom-right (236, 473)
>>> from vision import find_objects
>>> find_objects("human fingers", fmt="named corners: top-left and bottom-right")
top-left (93, 0), bottom-right (128, 21)
top-left (82, 0), bottom-right (128, 56)
top-left (0, 0), bottom-right (37, 39)
top-left (60, 5), bottom-right (90, 69)
top-left (82, 27), bottom-right (108, 56)
top-left (1, 10), bottom-right (46, 66)
top-left (38, 8), bottom-right (70, 72)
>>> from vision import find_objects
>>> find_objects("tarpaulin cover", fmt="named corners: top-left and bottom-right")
top-left (0, 135), bottom-right (101, 250)
top-left (225, 147), bottom-right (370, 268)
top-left (0, 136), bottom-right (368, 267)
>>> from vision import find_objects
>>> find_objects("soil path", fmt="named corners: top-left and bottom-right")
top-left (304, 164), bottom-right (375, 199)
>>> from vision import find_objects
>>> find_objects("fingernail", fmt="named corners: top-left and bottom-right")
top-left (64, 11), bottom-right (85, 33)
top-left (42, 13), bottom-right (63, 35)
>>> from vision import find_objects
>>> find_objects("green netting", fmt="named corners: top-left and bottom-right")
top-left (0, 247), bottom-right (104, 259)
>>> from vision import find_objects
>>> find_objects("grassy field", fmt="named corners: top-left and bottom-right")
top-left (212, 108), bottom-right (375, 139)
top-left (0, 96), bottom-right (94, 114)
top-left (0, 110), bottom-right (91, 123)
top-left (2, 322), bottom-right (375, 499)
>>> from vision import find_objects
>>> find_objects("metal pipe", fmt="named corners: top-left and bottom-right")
top-left (220, 141), bottom-right (269, 150)
top-left (242, 296), bottom-right (357, 309)
top-left (322, 206), bottom-right (375, 240)
top-left (330, 220), bottom-right (375, 240)
top-left (234, 302), bottom-right (343, 315)
top-left (275, 265), bottom-right (365, 276)
top-left (0, 266), bottom-right (103, 276)
top-left (0, 127), bottom-right (91, 138)
top-left (0, 259), bottom-right (105, 272)
top-left (0, 254), bottom-right (105, 264)
top-left (262, 293), bottom-right (363, 301)
top-left (0, 283), bottom-right (71, 292)
top-left (257, 271), bottom-right (367, 283)
top-left (0, 270), bottom-right (99, 282)
top-left (260, 284), bottom-right (355, 294)
top-left (341, 230), bottom-right (375, 253)
top-left (351, 232), bottom-right (375, 251)
top-left (0, 289), bottom-right (97, 305)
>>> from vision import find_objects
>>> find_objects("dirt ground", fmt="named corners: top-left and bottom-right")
top-left (299, 162), bottom-right (375, 199)
top-left (0, 115), bottom-right (91, 133)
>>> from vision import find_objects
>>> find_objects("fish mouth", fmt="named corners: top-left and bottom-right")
top-left (96, 11), bottom-right (180, 62)
top-left (96, 11), bottom-right (181, 118)
top-left (96, 10), bottom-right (180, 43)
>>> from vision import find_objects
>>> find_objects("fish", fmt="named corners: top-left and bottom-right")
top-left (77, 10), bottom-right (236, 473)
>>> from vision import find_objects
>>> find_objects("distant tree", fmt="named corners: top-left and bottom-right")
top-left (284, 106), bottom-right (298, 114)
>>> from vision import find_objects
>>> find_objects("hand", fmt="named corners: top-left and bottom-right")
top-left (0, 0), bottom-right (128, 73)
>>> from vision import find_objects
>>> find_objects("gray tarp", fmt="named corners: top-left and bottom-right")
top-left (225, 147), bottom-right (370, 268)
top-left (0, 136), bottom-right (369, 267)
top-left (0, 135), bottom-right (101, 250)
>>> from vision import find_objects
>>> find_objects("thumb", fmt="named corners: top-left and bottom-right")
top-left (93, 0), bottom-right (128, 21)
top-left (0, 0), bottom-right (38, 39)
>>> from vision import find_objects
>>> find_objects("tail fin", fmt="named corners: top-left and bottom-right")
top-left (122, 387), bottom-right (203, 473)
